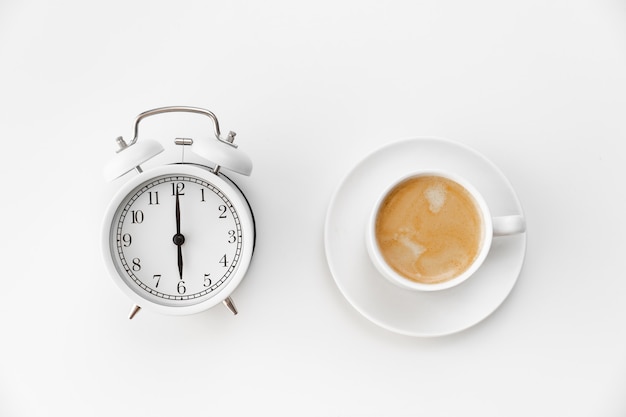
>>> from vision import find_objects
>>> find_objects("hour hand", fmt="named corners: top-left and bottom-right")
top-left (177, 245), bottom-right (183, 280)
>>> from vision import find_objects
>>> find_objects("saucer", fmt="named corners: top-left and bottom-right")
top-left (324, 138), bottom-right (526, 337)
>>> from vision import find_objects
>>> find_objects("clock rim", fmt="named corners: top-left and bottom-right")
top-left (101, 163), bottom-right (255, 316)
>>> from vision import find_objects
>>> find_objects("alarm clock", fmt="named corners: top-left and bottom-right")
top-left (101, 106), bottom-right (255, 319)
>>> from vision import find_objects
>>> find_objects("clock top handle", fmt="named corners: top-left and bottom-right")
top-left (129, 106), bottom-right (225, 146)
top-left (104, 105), bottom-right (250, 180)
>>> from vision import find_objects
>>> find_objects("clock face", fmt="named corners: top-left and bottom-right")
top-left (107, 170), bottom-right (249, 309)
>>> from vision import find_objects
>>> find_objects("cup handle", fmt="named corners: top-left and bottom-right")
top-left (492, 215), bottom-right (525, 237)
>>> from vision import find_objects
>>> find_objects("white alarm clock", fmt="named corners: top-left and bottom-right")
top-left (101, 106), bottom-right (255, 319)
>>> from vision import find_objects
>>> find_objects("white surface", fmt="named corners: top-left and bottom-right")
top-left (1, 0), bottom-right (625, 415)
top-left (327, 138), bottom-right (526, 336)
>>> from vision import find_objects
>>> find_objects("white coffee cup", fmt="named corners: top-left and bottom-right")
top-left (365, 170), bottom-right (525, 291)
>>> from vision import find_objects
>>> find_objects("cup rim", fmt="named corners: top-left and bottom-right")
top-left (366, 170), bottom-right (493, 291)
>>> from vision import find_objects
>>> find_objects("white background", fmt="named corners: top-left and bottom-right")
top-left (1, 0), bottom-right (625, 415)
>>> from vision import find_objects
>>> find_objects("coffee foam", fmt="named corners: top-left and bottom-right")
top-left (424, 183), bottom-right (446, 213)
top-left (375, 175), bottom-right (483, 284)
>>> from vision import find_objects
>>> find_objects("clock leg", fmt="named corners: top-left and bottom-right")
top-left (222, 297), bottom-right (238, 315)
top-left (128, 304), bottom-right (142, 319)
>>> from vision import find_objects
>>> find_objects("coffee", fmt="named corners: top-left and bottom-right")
top-left (374, 175), bottom-right (483, 284)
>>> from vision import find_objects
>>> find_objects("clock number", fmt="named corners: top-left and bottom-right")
top-left (200, 188), bottom-right (206, 202)
top-left (132, 258), bottom-right (141, 271)
top-left (171, 182), bottom-right (185, 196)
top-left (131, 210), bottom-right (144, 224)
top-left (177, 280), bottom-right (186, 294)
top-left (219, 254), bottom-right (228, 267)
top-left (203, 273), bottom-right (212, 287)
top-left (228, 230), bottom-right (236, 243)
top-left (121, 233), bottom-right (132, 247)
top-left (148, 191), bottom-right (160, 205)
top-left (218, 204), bottom-right (228, 219)
top-left (153, 274), bottom-right (161, 288)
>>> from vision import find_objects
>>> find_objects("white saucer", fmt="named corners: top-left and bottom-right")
top-left (324, 138), bottom-right (526, 337)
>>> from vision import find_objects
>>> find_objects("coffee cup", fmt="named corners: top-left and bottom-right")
top-left (365, 170), bottom-right (525, 291)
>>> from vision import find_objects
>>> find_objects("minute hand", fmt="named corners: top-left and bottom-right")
top-left (176, 191), bottom-right (181, 235)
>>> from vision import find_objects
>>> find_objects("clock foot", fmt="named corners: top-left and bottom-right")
top-left (128, 304), bottom-right (141, 319)
top-left (222, 297), bottom-right (238, 315)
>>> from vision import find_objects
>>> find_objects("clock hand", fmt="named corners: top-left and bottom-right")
top-left (173, 191), bottom-right (185, 280)
top-left (175, 189), bottom-right (181, 235)
top-left (177, 245), bottom-right (183, 280)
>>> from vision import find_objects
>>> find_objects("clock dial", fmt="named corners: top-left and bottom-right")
top-left (109, 174), bottom-right (244, 307)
